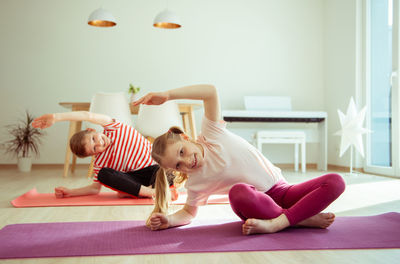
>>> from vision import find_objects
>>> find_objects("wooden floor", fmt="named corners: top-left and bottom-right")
top-left (0, 165), bottom-right (399, 264)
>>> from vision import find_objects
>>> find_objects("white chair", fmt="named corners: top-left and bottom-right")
top-left (86, 92), bottom-right (133, 177)
top-left (255, 130), bottom-right (306, 173)
top-left (135, 101), bottom-right (183, 139)
top-left (88, 92), bottom-right (133, 130)
top-left (245, 96), bottom-right (307, 173)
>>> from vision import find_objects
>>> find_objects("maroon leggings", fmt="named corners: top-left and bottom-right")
top-left (228, 173), bottom-right (346, 225)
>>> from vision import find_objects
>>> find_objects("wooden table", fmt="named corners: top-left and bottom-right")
top-left (59, 102), bottom-right (200, 177)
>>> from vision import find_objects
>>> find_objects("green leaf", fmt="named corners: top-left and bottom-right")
top-left (1, 111), bottom-right (46, 158)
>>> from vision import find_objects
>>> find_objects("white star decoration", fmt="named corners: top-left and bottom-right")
top-left (335, 97), bottom-right (371, 157)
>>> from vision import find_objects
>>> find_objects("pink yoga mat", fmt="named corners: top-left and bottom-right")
top-left (0, 213), bottom-right (399, 259)
top-left (11, 188), bottom-right (229, 207)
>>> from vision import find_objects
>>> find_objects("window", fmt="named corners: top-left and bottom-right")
top-left (364, 0), bottom-right (399, 176)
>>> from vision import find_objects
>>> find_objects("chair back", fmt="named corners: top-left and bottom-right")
top-left (88, 92), bottom-right (133, 131)
top-left (135, 101), bottom-right (183, 138)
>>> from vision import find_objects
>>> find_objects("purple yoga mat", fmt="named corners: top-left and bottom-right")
top-left (0, 213), bottom-right (399, 259)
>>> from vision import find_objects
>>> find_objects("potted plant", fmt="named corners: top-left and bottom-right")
top-left (128, 83), bottom-right (141, 103)
top-left (1, 111), bottom-right (45, 172)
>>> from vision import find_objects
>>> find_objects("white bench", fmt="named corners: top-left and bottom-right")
top-left (244, 96), bottom-right (307, 173)
top-left (255, 130), bottom-right (306, 173)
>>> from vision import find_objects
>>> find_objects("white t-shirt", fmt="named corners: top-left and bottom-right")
top-left (185, 117), bottom-right (284, 206)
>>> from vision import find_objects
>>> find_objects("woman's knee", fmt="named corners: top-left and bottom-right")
top-left (325, 173), bottom-right (346, 197)
top-left (229, 183), bottom-right (282, 221)
top-left (229, 183), bottom-right (256, 205)
top-left (228, 183), bottom-right (257, 220)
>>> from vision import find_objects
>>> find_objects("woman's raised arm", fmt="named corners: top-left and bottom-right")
top-left (133, 84), bottom-right (220, 122)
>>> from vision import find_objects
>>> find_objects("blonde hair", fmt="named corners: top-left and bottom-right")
top-left (146, 126), bottom-right (189, 226)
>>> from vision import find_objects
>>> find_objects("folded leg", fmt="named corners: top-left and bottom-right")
top-left (229, 173), bottom-right (345, 226)
top-left (281, 173), bottom-right (345, 225)
top-left (97, 165), bottom-right (159, 197)
top-left (229, 183), bottom-right (283, 221)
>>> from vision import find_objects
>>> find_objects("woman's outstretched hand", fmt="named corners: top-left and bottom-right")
top-left (132, 92), bottom-right (169, 106)
top-left (32, 114), bottom-right (56, 129)
top-left (148, 212), bottom-right (170, 230)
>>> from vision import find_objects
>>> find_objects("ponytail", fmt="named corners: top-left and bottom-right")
top-left (146, 125), bottom-right (190, 226)
top-left (146, 167), bottom-right (170, 227)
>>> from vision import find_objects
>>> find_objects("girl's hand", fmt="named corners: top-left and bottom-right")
top-left (149, 213), bottom-right (169, 230)
top-left (32, 114), bottom-right (56, 129)
top-left (54, 186), bottom-right (72, 198)
top-left (132, 92), bottom-right (169, 106)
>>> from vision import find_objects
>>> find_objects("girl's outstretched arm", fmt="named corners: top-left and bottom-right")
top-left (54, 182), bottom-right (102, 198)
top-left (133, 84), bottom-right (220, 122)
top-left (32, 111), bottom-right (113, 129)
top-left (148, 204), bottom-right (198, 230)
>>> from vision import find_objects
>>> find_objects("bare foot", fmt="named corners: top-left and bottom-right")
top-left (296, 212), bottom-right (335, 228)
top-left (242, 214), bottom-right (290, 235)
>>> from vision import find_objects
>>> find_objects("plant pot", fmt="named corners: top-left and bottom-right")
top-left (130, 93), bottom-right (139, 103)
top-left (17, 157), bottom-right (32, 172)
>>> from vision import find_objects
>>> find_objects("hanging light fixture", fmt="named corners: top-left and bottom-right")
top-left (153, 8), bottom-right (181, 29)
top-left (88, 8), bottom-right (117, 27)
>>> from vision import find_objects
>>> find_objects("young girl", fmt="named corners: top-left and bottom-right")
top-left (134, 84), bottom-right (346, 235)
top-left (32, 111), bottom-right (176, 199)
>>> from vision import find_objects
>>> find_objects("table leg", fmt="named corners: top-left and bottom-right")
top-left (71, 121), bottom-right (82, 173)
top-left (301, 139), bottom-right (306, 173)
top-left (318, 118), bottom-right (328, 171)
top-left (294, 143), bottom-right (299, 171)
top-left (87, 156), bottom-right (94, 178)
top-left (187, 106), bottom-right (197, 139)
top-left (63, 121), bottom-right (77, 177)
top-left (181, 113), bottom-right (189, 134)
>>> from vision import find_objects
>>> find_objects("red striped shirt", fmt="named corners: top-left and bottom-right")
top-left (92, 121), bottom-right (155, 181)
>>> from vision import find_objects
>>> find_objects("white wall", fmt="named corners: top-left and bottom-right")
top-left (0, 0), bottom-right (359, 167)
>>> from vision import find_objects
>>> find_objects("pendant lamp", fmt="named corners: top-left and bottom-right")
top-left (153, 9), bottom-right (181, 29)
top-left (88, 8), bottom-right (117, 27)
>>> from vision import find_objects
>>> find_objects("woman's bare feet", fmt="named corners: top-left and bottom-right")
top-left (242, 214), bottom-right (290, 235)
top-left (296, 212), bottom-right (335, 228)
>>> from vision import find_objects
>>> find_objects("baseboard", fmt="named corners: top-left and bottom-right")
top-left (0, 164), bottom-right (90, 169)
top-left (0, 163), bottom-right (364, 173)
top-left (327, 164), bottom-right (364, 173)
top-left (275, 163), bottom-right (317, 170)
top-left (273, 163), bottom-right (364, 172)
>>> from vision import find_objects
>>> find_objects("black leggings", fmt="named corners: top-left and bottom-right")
top-left (97, 165), bottom-right (160, 197)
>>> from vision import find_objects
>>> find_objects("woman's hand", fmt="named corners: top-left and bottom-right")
top-left (132, 92), bottom-right (169, 106)
top-left (148, 213), bottom-right (170, 230)
top-left (32, 114), bottom-right (56, 129)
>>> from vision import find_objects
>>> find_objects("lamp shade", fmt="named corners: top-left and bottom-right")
top-left (135, 101), bottom-right (183, 138)
top-left (88, 92), bottom-right (132, 131)
top-left (153, 9), bottom-right (181, 29)
top-left (88, 8), bottom-right (116, 27)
